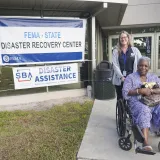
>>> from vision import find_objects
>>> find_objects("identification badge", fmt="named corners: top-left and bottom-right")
top-left (131, 53), bottom-right (135, 57)
top-left (123, 71), bottom-right (126, 77)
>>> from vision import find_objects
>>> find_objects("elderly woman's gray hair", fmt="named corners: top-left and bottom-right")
top-left (138, 56), bottom-right (151, 66)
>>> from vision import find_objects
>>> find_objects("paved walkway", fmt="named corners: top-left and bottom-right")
top-left (77, 99), bottom-right (160, 160)
top-left (0, 89), bottom-right (87, 111)
top-left (0, 89), bottom-right (86, 106)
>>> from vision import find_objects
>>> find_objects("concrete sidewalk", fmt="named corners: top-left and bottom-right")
top-left (0, 89), bottom-right (87, 111)
top-left (77, 99), bottom-right (160, 160)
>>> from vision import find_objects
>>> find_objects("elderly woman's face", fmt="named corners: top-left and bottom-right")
top-left (138, 60), bottom-right (149, 76)
top-left (120, 33), bottom-right (129, 46)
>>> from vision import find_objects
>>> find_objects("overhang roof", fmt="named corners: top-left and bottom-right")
top-left (0, 0), bottom-right (128, 30)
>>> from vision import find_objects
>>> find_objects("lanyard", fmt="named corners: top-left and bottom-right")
top-left (123, 53), bottom-right (127, 71)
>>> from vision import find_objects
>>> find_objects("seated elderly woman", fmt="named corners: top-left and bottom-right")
top-left (122, 57), bottom-right (160, 151)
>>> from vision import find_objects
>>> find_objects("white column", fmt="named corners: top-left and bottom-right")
top-left (91, 16), bottom-right (96, 98)
top-left (91, 16), bottom-right (96, 71)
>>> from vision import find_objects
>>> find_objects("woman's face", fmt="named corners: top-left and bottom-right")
top-left (120, 33), bottom-right (129, 46)
top-left (138, 60), bottom-right (149, 76)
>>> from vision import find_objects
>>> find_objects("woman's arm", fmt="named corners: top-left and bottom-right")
top-left (112, 49), bottom-right (123, 79)
top-left (128, 88), bottom-right (151, 96)
top-left (128, 89), bottom-right (138, 96)
top-left (135, 47), bottom-right (142, 60)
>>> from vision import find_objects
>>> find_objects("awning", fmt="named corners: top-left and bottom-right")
top-left (0, 0), bottom-right (128, 33)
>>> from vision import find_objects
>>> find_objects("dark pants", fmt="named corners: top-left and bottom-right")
top-left (115, 83), bottom-right (123, 100)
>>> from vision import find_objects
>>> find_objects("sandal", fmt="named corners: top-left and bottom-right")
top-left (141, 145), bottom-right (153, 152)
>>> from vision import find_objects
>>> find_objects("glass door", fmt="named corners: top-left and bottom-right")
top-left (132, 33), bottom-right (155, 73)
top-left (155, 33), bottom-right (160, 75)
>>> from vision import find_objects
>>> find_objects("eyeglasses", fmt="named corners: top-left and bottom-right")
top-left (120, 36), bottom-right (128, 40)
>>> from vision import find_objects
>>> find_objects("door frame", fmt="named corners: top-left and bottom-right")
top-left (155, 33), bottom-right (160, 75)
top-left (108, 35), bottom-right (118, 62)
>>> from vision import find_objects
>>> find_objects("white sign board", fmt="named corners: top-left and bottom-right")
top-left (0, 17), bottom-right (86, 65)
top-left (12, 63), bottom-right (78, 89)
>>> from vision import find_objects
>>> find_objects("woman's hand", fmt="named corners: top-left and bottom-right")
top-left (121, 77), bottom-right (125, 82)
top-left (152, 88), bottom-right (160, 94)
top-left (139, 88), bottom-right (152, 96)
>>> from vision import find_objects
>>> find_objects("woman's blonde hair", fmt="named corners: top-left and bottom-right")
top-left (117, 30), bottom-right (132, 54)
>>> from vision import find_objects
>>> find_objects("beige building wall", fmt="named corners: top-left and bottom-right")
top-left (121, 0), bottom-right (160, 25)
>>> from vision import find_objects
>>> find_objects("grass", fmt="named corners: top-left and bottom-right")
top-left (0, 101), bottom-right (93, 160)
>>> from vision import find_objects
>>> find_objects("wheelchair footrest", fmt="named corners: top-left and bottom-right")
top-left (136, 147), bottom-right (156, 155)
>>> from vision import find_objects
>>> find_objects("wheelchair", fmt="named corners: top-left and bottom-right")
top-left (116, 98), bottom-right (160, 155)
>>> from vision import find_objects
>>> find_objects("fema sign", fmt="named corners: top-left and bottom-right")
top-left (0, 17), bottom-right (86, 65)
top-left (12, 63), bottom-right (78, 89)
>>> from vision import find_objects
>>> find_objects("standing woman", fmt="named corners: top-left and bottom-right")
top-left (112, 31), bottom-right (142, 100)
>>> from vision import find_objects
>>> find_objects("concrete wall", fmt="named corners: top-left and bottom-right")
top-left (121, 0), bottom-right (160, 25)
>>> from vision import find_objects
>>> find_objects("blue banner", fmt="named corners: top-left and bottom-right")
top-left (0, 18), bottom-right (83, 28)
top-left (0, 17), bottom-right (86, 65)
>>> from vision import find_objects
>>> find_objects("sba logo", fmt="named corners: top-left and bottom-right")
top-left (16, 69), bottom-right (32, 82)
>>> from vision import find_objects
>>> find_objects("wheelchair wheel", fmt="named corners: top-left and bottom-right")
top-left (158, 142), bottom-right (160, 152)
top-left (119, 137), bottom-right (132, 151)
top-left (155, 131), bottom-right (160, 137)
top-left (116, 99), bottom-right (126, 137)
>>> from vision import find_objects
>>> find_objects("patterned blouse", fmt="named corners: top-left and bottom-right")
top-left (122, 71), bottom-right (160, 131)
